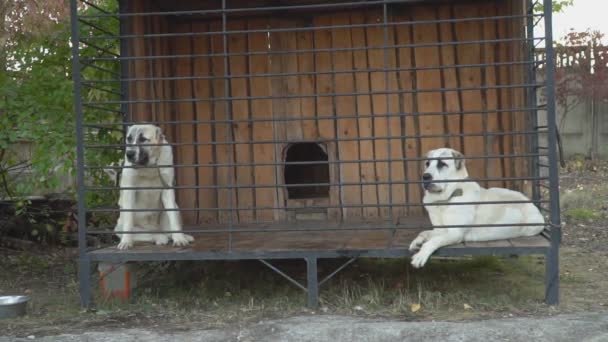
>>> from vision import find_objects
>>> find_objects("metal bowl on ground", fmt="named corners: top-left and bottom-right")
top-left (0, 296), bottom-right (30, 319)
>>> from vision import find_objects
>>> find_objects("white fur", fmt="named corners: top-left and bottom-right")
top-left (409, 148), bottom-right (544, 268)
top-left (114, 124), bottom-right (194, 250)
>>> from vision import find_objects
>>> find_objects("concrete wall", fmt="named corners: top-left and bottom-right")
top-left (537, 75), bottom-right (608, 160)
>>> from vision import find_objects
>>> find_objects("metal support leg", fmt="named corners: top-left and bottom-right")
top-left (79, 255), bottom-right (93, 308)
top-left (306, 257), bottom-right (318, 308)
top-left (545, 242), bottom-right (559, 305)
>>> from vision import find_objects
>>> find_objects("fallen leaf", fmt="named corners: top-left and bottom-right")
top-left (411, 303), bottom-right (421, 313)
top-left (464, 303), bottom-right (473, 310)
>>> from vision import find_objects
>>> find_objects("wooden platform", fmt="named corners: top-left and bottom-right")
top-left (88, 220), bottom-right (551, 261)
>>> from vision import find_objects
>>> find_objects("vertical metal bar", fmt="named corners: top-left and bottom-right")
top-left (119, 0), bottom-right (130, 125)
top-left (542, 0), bottom-right (560, 305)
top-left (526, 0), bottom-right (540, 206)
top-left (545, 239), bottom-right (559, 304)
top-left (70, 0), bottom-right (92, 308)
top-left (383, 1), bottom-right (396, 247)
top-left (222, 0), bottom-right (235, 251)
top-left (306, 257), bottom-right (319, 308)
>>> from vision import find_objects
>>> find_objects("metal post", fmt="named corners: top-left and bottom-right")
top-left (545, 242), bottom-right (559, 304)
top-left (526, 0), bottom-right (540, 206)
top-left (221, 0), bottom-right (236, 251)
top-left (70, 0), bottom-right (91, 308)
top-left (543, 0), bottom-right (560, 305)
top-left (79, 255), bottom-right (92, 307)
top-left (306, 257), bottom-right (319, 308)
top-left (119, 0), bottom-right (130, 124)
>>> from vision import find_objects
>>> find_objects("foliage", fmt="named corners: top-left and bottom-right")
top-left (534, 0), bottom-right (574, 13)
top-left (1, 0), bottom-right (70, 41)
top-left (0, 0), bottom-right (122, 203)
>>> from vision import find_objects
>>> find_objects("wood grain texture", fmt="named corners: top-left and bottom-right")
top-left (133, 1), bottom-right (533, 226)
top-left (248, 18), bottom-right (276, 223)
top-left (228, 20), bottom-right (255, 223)
top-left (192, 22), bottom-right (218, 224)
top-left (331, 13), bottom-right (362, 219)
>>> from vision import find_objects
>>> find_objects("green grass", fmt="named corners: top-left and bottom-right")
top-left (560, 182), bottom-right (608, 222)
top-left (564, 208), bottom-right (601, 221)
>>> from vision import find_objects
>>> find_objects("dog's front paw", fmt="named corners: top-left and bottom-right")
top-left (172, 233), bottom-right (194, 246)
top-left (117, 238), bottom-right (134, 250)
top-left (410, 251), bottom-right (431, 269)
top-left (409, 236), bottom-right (425, 252)
top-left (154, 234), bottom-right (169, 246)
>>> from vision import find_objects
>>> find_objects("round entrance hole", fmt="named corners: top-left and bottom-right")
top-left (284, 143), bottom-right (330, 199)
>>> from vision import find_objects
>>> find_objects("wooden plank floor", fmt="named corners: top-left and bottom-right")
top-left (89, 219), bottom-right (550, 255)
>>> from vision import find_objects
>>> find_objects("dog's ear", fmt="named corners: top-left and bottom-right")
top-left (452, 150), bottom-right (464, 170)
top-left (155, 126), bottom-right (163, 142)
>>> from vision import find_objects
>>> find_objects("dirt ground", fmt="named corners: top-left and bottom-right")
top-left (1, 161), bottom-right (608, 337)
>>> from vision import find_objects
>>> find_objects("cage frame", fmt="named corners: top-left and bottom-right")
top-left (70, 0), bottom-right (561, 308)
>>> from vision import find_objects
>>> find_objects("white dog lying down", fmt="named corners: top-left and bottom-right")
top-left (409, 148), bottom-right (545, 268)
top-left (114, 124), bottom-right (194, 250)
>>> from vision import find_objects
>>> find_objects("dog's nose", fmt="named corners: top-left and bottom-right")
top-left (422, 173), bottom-right (432, 181)
top-left (126, 150), bottom-right (136, 160)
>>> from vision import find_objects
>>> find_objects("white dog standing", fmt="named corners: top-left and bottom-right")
top-left (409, 148), bottom-right (544, 268)
top-left (114, 124), bottom-right (194, 250)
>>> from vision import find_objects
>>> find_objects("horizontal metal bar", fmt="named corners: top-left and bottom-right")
top-left (83, 37), bottom-right (543, 62)
top-left (82, 60), bottom-right (540, 84)
top-left (82, 83), bottom-right (544, 106)
top-left (88, 197), bottom-right (550, 214)
top-left (83, 107), bottom-right (542, 127)
top-left (77, 0), bottom-right (538, 18)
top-left (84, 124), bottom-right (123, 132)
top-left (86, 153), bottom-right (546, 170)
top-left (82, 103), bottom-right (124, 115)
top-left (87, 175), bottom-right (549, 191)
top-left (82, 13), bottom-right (541, 40)
top-left (86, 244), bottom-right (550, 263)
top-left (84, 130), bottom-right (544, 148)
top-left (88, 222), bottom-right (549, 235)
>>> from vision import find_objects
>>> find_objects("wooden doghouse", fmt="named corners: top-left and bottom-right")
top-left (125, 0), bottom-right (533, 227)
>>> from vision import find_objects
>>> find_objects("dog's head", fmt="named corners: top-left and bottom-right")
top-left (124, 124), bottom-right (165, 166)
top-left (421, 148), bottom-right (468, 194)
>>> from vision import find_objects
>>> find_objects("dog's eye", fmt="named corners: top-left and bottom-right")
top-left (425, 161), bottom-right (430, 167)
top-left (138, 136), bottom-right (148, 143)
top-left (437, 161), bottom-right (447, 168)
top-left (126, 136), bottom-right (132, 143)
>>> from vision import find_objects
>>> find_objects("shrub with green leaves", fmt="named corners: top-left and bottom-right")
top-left (0, 0), bottom-right (122, 210)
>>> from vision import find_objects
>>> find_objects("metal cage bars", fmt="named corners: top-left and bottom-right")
top-left (72, 0), bottom-right (560, 308)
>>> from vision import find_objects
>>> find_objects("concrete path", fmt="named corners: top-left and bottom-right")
top-left (3, 312), bottom-right (607, 342)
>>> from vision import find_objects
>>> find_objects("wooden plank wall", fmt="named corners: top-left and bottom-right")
top-left (125, 0), bottom-right (532, 226)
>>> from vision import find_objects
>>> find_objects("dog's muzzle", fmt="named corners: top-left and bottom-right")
top-left (126, 149), bottom-right (149, 166)
top-left (422, 173), bottom-right (433, 189)
top-left (126, 150), bottom-right (136, 163)
top-left (422, 173), bottom-right (441, 192)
